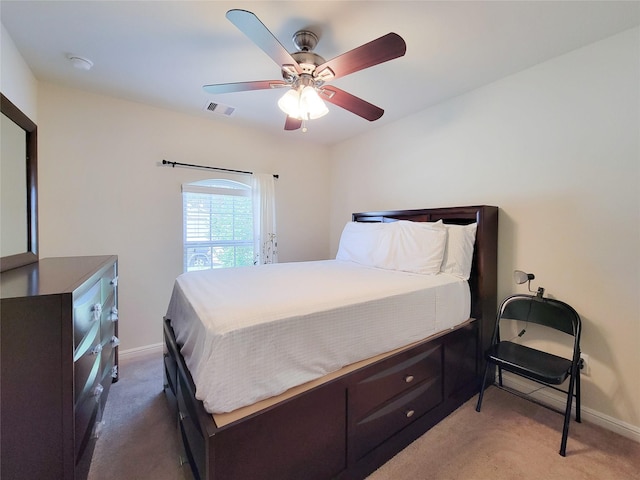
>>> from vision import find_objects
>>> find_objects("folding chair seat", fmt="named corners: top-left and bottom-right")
top-left (475, 294), bottom-right (582, 456)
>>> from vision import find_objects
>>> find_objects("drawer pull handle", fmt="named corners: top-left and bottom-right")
top-left (93, 383), bottom-right (104, 400)
top-left (92, 304), bottom-right (102, 322)
top-left (404, 375), bottom-right (414, 383)
top-left (90, 344), bottom-right (103, 355)
top-left (405, 409), bottom-right (415, 418)
top-left (92, 420), bottom-right (105, 439)
top-left (110, 276), bottom-right (118, 287)
top-left (111, 335), bottom-right (120, 347)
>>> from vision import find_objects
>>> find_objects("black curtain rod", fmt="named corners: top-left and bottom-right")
top-left (162, 159), bottom-right (278, 179)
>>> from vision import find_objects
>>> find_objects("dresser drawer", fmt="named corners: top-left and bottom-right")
top-left (100, 295), bottom-right (117, 334)
top-left (73, 280), bottom-right (102, 348)
top-left (101, 265), bottom-right (118, 304)
top-left (75, 381), bottom-right (104, 460)
top-left (350, 344), bottom-right (442, 421)
top-left (351, 375), bottom-right (443, 460)
top-left (74, 328), bottom-right (102, 403)
top-left (100, 340), bottom-right (118, 383)
top-left (100, 292), bottom-right (117, 340)
top-left (97, 358), bottom-right (115, 420)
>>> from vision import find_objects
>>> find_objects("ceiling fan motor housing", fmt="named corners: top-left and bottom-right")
top-left (290, 51), bottom-right (325, 73)
top-left (280, 30), bottom-right (327, 83)
top-left (292, 30), bottom-right (318, 52)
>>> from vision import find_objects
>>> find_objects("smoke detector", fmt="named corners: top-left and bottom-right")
top-left (68, 55), bottom-right (93, 71)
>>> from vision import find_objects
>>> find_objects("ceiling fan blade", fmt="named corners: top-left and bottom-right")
top-left (226, 9), bottom-right (302, 75)
top-left (284, 116), bottom-right (302, 131)
top-left (203, 80), bottom-right (288, 94)
top-left (315, 32), bottom-right (406, 81)
top-left (319, 86), bottom-right (384, 121)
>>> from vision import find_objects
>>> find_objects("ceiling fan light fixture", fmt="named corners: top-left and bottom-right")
top-left (299, 86), bottom-right (328, 119)
top-left (277, 86), bottom-right (328, 121)
top-left (277, 89), bottom-right (302, 117)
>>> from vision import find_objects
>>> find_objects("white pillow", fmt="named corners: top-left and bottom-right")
top-left (336, 221), bottom-right (392, 267)
top-left (385, 221), bottom-right (447, 274)
top-left (440, 222), bottom-right (477, 280)
top-left (336, 220), bottom-right (447, 275)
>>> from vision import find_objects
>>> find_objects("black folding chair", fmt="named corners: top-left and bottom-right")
top-left (475, 294), bottom-right (582, 456)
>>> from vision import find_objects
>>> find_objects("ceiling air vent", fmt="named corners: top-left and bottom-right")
top-left (204, 102), bottom-right (235, 116)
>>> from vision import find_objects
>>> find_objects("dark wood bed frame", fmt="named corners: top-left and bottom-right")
top-left (163, 205), bottom-right (498, 480)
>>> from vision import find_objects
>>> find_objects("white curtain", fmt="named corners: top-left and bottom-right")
top-left (251, 173), bottom-right (278, 264)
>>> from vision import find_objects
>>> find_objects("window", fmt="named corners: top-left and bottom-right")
top-left (182, 179), bottom-right (253, 272)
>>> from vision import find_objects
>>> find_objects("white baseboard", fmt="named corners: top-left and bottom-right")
top-left (499, 372), bottom-right (640, 444)
top-left (119, 342), bottom-right (164, 360)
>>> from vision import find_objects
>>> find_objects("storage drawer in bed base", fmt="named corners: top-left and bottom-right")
top-left (163, 363), bottom-right (177, 414)
top-left (176, 371), bottom-right (206, 480)
top-left (163, 316), bottom-right (479, 480)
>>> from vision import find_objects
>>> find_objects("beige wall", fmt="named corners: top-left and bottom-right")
top-left (329, 28), bottom-right (640, 430)
top-left (0, 23), bottom-right (38, 121)
top-left (36, 83), bottom-right (332, 351)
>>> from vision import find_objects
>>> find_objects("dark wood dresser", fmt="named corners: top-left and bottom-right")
top-left (1, 255), bottom-right (119, 480)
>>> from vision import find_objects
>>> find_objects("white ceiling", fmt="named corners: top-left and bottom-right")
top-left (2, 1), bottom-right (639, 145)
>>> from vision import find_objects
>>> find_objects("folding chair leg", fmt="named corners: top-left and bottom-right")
top-left (475, 361), bottom-right (491, 412)
top-left (559, 374), bottom-right (576, 456)
top-left (498, 366), bottom-right (503, 387)
top-left (575, 369), bottom-right (581, 423)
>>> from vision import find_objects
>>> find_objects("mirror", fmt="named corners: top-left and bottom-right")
top-left (0, 93), bottom-right (38, 272)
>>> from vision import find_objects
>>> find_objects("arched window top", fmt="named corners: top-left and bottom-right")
top-left (188, 178), bottom-right (249, 190)
top-left (182, 178), bottom-right (250, 196)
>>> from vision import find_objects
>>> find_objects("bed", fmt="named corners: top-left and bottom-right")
top-left (163, 205), bottom-right (498, 480)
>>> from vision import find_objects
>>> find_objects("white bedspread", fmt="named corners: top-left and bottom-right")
top-left (166, 260), bottom-right (470, 414)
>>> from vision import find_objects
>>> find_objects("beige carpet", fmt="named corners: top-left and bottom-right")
top-left (89, 350), bottom-right (640, 480)
top-left (88, 351), bottom-right (188, 480)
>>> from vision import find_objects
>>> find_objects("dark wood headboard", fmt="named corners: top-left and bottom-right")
top-left (352, 205), bottom-right (498, 361)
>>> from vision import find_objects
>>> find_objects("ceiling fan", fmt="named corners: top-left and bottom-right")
top-left (203, 9), bottom-right (407, 132)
